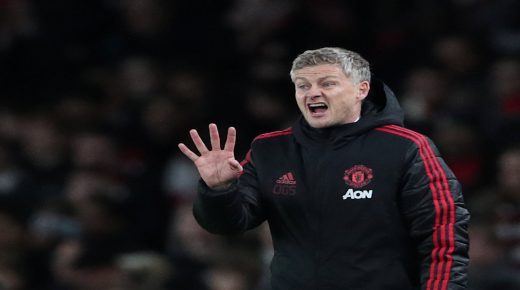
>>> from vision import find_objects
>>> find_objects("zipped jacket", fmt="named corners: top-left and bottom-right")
top-left (193, 79), bottom-right (470, 290)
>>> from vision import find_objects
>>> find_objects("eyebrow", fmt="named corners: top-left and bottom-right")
top-left (319, 76), bottom-right (340, 81)
top-left (294, 75), bottom-right (340, 82)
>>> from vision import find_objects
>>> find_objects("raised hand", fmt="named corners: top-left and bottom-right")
top-left (178, 123), bottom-right (243, 190)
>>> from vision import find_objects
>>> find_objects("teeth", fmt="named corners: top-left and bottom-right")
top-left (308, 103), bottom-right (328, 113)
top-left (308, 103), bottom-right (327, 108)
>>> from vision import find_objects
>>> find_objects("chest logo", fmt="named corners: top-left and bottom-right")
top-left (344, 165), bottom-right (373, 188)
top-left (273, 172), bottom-right (296, 195)
top-left (343, 188), bottom-right (373, 199)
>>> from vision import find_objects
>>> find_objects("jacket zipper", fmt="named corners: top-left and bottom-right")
top-left (310, 148), bottom-right (330, 290)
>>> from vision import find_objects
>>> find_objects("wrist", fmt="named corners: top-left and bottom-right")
top-left (201, 179), bottom-right (236, 192)
top-left (199, 179), bottom-right (237, 196)
top-left (210, 182), bottom-right (233, 191)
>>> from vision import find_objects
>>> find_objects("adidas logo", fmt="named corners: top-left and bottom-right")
top-left (273, 172), bottom-right (296, 195)
top-left (276, 172), bottom-right (296, 185)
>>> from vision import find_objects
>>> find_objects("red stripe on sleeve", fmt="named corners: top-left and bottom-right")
top-left (376, 126), bottom-right (444, 290)
top-left (389, 125), bottom-right (455, 290)
top-left (239, 150), bottom-right (252, 176)
top-left (386, 125), bottom-right (455, 290)
top-left (240, 150), bottom-right (252, 167)
top-left (376, 125), bottom-right (455, 290)
top-left (253, 128), bottom-right (293, 141)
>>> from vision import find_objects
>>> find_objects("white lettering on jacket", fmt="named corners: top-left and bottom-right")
top-left (342, 188), bottom-right (373, 199)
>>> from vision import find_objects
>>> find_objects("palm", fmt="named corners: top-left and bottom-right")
top-left (178, 124), bottom-right (242, 190)
top-left (195, 149), bottom-right (237, 187)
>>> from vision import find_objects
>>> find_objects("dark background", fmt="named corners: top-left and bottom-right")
top-left (0, 0), bottom-right (519, 289)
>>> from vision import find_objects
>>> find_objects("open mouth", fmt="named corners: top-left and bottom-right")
top-left (308, 102), bottom-right (328, 115)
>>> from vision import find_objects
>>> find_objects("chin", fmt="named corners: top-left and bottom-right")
top-left (306, 118), bottom-right (331, 129)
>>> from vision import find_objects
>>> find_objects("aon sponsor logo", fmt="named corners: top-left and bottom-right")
top-left (342, 188), bottom-right (373, 200)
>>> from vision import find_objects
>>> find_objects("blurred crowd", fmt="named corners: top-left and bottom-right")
top-left (0, 0), bottom-right (519, 289)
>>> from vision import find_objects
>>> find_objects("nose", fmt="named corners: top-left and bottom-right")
top-left (305, 87), bottom-right (322, 100)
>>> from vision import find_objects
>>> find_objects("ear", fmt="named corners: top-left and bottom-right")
top-left (357, 81), bottom-right (370, 101)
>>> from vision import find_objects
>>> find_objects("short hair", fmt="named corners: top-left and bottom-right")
top-left (290, 47), bottom-right (371, 84)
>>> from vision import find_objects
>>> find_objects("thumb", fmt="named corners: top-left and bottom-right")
top-left (228, 158), bottom-right (243, 173)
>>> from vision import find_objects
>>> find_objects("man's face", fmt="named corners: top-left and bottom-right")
top-left (293, 64), bottom-right (369, 128)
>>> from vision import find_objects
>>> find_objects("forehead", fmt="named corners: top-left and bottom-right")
top-left (293, 64), bottom-right (346, 80)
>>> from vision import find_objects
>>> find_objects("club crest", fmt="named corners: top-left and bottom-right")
top-left (344, 165), bottom-right (373, 188)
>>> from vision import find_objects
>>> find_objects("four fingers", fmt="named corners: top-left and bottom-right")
top-left (178, 143), bottom-right (199, 162)
top-left (190, 128), bottom-right (209, 154)
top-left (209, 123), bottom-right (221, 150)
top-left (179, 124), bottom-right (238, 160)
top-left (224, 127), bottom-right (236, 152)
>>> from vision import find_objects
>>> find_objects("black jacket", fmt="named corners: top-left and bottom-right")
top-left (193, 80), bottom-right (470, 290)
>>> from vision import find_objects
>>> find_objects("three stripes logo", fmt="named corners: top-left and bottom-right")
top-left (276, 172), bottom-right (296, 185)
top-left (273, 172), bottom-right (296, 195)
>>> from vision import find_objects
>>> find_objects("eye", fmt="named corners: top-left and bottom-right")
top-left (322, 81), bottom-right (336, 87)
top-left (296, 83), bottom-right (309, 90)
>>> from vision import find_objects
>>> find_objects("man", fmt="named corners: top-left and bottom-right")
top-left (178, 47), bottom-right (470, 290)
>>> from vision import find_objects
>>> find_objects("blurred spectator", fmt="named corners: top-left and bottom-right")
top-left (491, 58), bottom-right (520, 116)
top-left (254, 223), bottom-right (274, 290)
top-left (203, 259), bottom-right (256, 290)
top-left (71, 132), bottom-right (118, 173)
top-left (51, 189), bottom-right (140, 290)
top-left (238, 84), bottom-right (295, 149)
top-left (0, 109), bottom-right (21, 142)
top-left (493, 147), bottom-right (520, 264)
top-left (165, 67), bottom-right (209, 125)
top-left (433, 36), bottom-right (483, 81)
top-left (14, 113), bottom-right (70, 213)
top-left (401, 67), bottom-right (448, 132)
top-left (166, 203), bottom-right (221, 290)
top-left (202, 231), bottom-right (263, 290)
top-left (470, 146), bottom-right (520, 266)
top-left (226, 0), bottom-right (297, 54)
top-left (162, 154), bottom-right (199, 203)
top-left (0, 265), bottom-right (24, 290)
top-left (18, 114), bottom-right (67, 171)
top-left (296, 0), bottom-right (358, 49)
top-left (116, 252), bottom-right (173, 290)
top-left (116, 57), bottom-right (160, 101)
top-left (140, 97), bottom-right (185, 150)
top-left (467, 220), bottom-right (520, 290)
top-left (53, 95), bottom-right (104, 134)
top-left (432, 120), bottom-right (484, 192)
top-left (25, 198), bottom-right (78, 289)
top-left (0, 202), bottom-right (35, 290)
top-left (485, 58), bottom-right (520, 147)
top-left (0, 207), bottom-right (26, 280)
top-left (0, 141), bottom-right (23, 198)
top-left (51, 239), bottom-right (124, 290)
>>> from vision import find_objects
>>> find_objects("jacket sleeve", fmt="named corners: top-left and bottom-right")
top-left (192, 149), bottom-right (266, 235)
top-left (400, 137), bottom-right (470, 290)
